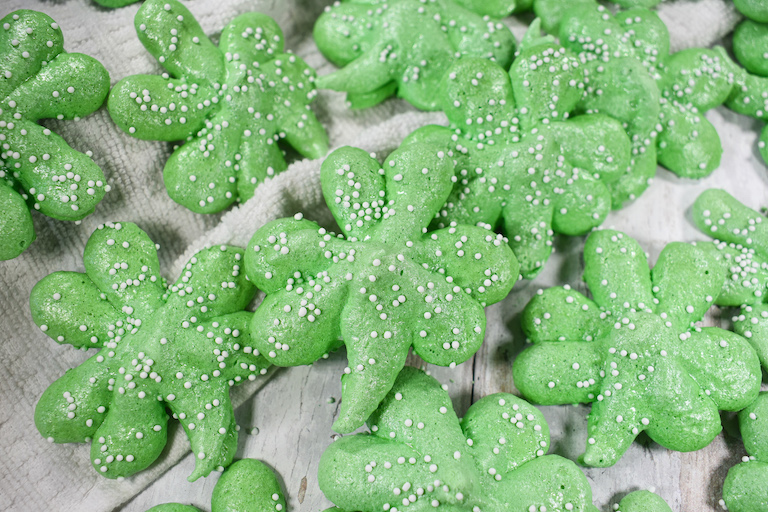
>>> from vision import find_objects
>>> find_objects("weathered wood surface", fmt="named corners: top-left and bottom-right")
top-left (120, 105), bottom-right (768, 512)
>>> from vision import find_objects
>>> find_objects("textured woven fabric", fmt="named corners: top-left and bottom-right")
top-left (0, 0), bottom-right (744, 510)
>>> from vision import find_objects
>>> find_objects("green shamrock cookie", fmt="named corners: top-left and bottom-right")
top-left (528, 0), bottom-right (595, 34)
top-left (733, 19), bottom-right (768, 77)
top-left (146, 459), bottom-right (287, 512)
top-left (691, 189), bottom-right (768, 370)
top-left (92, 0), bottom-right (140, 8)
top-left (724, 460), bottom-right (768, 512)
top-left (513, 228), bottom-right (762, 467)
top-left (726, 86), bottom-right (768, 168)
top-left (451, 0), bottom-right (531, 18)
top-left (691, 191), bottom-right (768, 511)
top-left (404, 24), bottom-right (631, 278)
top-left (723, 393), bottom-right (768, 512)
top-left (88, 0), bottom-right (140, 7)
top-left (615, 491), bottom-right (672, 512)
top-left (108, 0), bottom-right (328, 214)
top-left (608, 0), bottom-right (663, 6)
top-left (467, 0), bottom-right (661, 35)
top-left (31, 222), bottom-right (268, 481)
top-left (554, 1), bottom-right (735, 207)
top-left (739, 393), bottom-right (768, 470)
top-left (244, 142), bottom-right (518, 433)
top-left (727, 4), bottom-right (768, 166)
top-left (313, 0), bottom-right (516, 111)
top-left (0, 10), bottom-right (110, 260)
top-left (319, 366), bottom-right (599, 512)
top-left (734, 0), bottom-right (768, 23)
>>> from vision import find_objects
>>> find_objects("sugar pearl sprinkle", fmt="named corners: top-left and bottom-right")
top-left (427, 29), bottom-right (630, 279)
top-left (314, 0), bottom-right (515, 111)
top-left (245, 143), bottom-right (517, 433)
top-left (32, 222), bottom-right (267, 481)
top-left (516, 228), bottom-right (760, 467)
top-left (319, 368), bottom-right (594, 511)
top-left (108, 0), bottom-right (327, 214)
top-left (0, 10), bottom-right (110, 258)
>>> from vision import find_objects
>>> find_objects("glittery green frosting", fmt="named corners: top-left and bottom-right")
top-left (319, 366), bottom-right (599, 512)
top-left (690, 192), bottom-right (768, 511)
top-left (607, 0), bottom-right (662, 6)
top-left (465, 1), bottom-right (663, 38)
top-left (91, 0), bottom-right (141, 8)
top-left (733, 20), bottom-right (768, 77)
top-left (555, 1), bottom-right (738, 207)
top-left (691, 189), bottom-right (768, 370)
top-left (614, 491), bottom-right (672, 512)
top-left (313, 0), bottom-right (516, 111)
top-left (405, 24), bottom-right (631, 278)
top-left (147, 506), bottom-right (199, 512)
top-left (0, 10), bottom-right (110, 260)
top-left (722, 393), bottom-right (768, 512)
top-left (549, 1), bottom-right (768, 173)
top-left (734, 0), bottom-right (768, 23)
top-left (31, 222), bottom-right (268, 481)
top-left (723, 460), bottom-right (768, 512)
top-left (108, 0), bottom-right (328, 214)
top-left (514, 228), bottom-right (761, 467)
top-left (728, 0), bottom-right (768, 166)
top-left (451, 0), bottom-right (531, 18)
top-left (435, 0), bottom-right (665, 24)
top-left (244, 142), bottom-right (518, 433)
top-left (146, 459), bottom-right (287, 512)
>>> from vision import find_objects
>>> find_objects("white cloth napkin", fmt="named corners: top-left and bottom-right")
top-left (0, 0), bottom-right (745, 510)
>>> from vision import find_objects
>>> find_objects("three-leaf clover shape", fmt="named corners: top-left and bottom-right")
top-left (313, 0), bottom-right (516, 111)
top-left (108, 0), bottom-right (328, 214)
top-left (0, 10), bottom-right (110, 260)
top-left (405, 27), bottom-right (631, 278)
top-left (723, 392), bottom-right (768, 512)
top-left (146, 459), bottom-right (287, 512)
top-left (319, 366), bottom-right (599, 512)
top-left (244, 142), bottom-right (518, 433)
top-left (31, 222), bottom-right (268, 481)
top-left (691, 189), bottom-right (768, 372)
top-left (513, 228), bottom-right (761, 467)
top-left (556, 1), bottom-right (735, 207)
